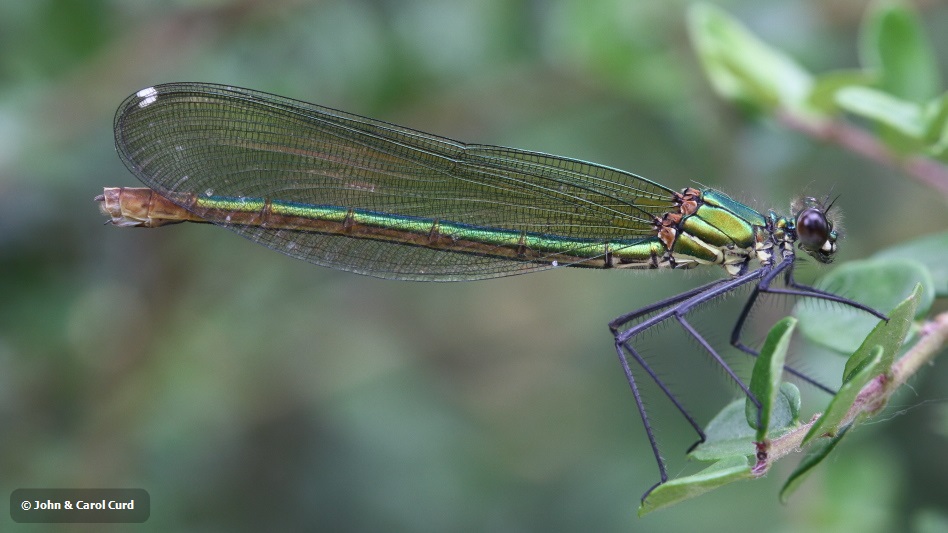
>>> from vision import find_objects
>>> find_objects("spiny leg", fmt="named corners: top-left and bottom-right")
top-left (611, 269), bottom-right (769, 499)
top-left (651, 272), bottom-right (769, 415)
top-left (729, 254), bottom-right (887, 395)
top-left (676, 314), bottom-right (761, 428)
top-left (614, 339), bottom-right (708, 502)
top-left (729, 259), bottom-right (836, 393)
top-left (730, 284), bottom-right (836, 394)
top-left (613, 268), bottom-right (766, 346)
top-left (730, 256), bottom-right (794, 356)
top-left (617, 339), bottom-right (708, 442)
top-left (609, 276), bottom-right (732, 334)
top-left (779, 262), bottom-right (888, 321)
top-left (757, 253), bottom-right (887, 320)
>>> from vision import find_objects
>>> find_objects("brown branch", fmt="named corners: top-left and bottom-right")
top-left (775, 110), bottom-right (948, 199)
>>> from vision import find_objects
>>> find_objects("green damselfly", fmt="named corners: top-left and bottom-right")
top-left (98, 82), bottom-right (885, 500)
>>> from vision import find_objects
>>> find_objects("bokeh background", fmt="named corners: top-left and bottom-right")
top-left (2, 0), bottom-right (948, 531)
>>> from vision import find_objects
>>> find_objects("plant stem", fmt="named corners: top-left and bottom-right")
top-left (775, 110), bottom-right (948, 199)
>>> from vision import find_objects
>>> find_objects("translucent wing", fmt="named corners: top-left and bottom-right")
top-left (115, 82), bottom-right (675, 280)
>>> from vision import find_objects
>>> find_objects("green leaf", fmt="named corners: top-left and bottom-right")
top-left (842, 283), bottom-right (921, 381)
top-left (873, 230), bottom-right (948, 296)
top-left (780, 381), bottom-right (802, 424)
top-left (745, 317), bottom-right (796, 441)
top-left (836, 86), bottom-right (926, 139)
top-left (638, 456), bottom-right (751, 516)
top-left (859, 0), bottom-right (939, 102)
top-left (687, 3), bottom-right (812, 112)
top-left (691, 390), bottom-right (798, 462)
top-left (780, 424), bottom-right (851, 503)
top-left (796, 258), bottom-right (932, 354)
top-left (924, 93), bottom-right (948, 160)
top-left (802, 346), bottom-right (885, 446)
top-left (807, 69), bottom-right (877, 114)
top-left (691, 400), bottom-right (755, 460)
top-left (921, 93), bottom-right (948, 146)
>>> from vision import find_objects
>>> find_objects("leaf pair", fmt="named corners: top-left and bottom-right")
top-left (689, 2), bottom-right (948, 161)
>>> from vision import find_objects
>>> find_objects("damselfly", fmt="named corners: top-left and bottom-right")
top-left (98, 82), bottom-right (885, 500)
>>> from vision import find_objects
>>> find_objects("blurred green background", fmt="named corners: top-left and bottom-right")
top-left (2, 0), bottom-right (948, 531)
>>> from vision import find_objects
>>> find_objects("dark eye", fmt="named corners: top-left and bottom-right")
top-left (796, 208), bottom-right (829, 247)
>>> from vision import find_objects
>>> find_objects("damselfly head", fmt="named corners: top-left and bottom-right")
top-left (791, 196), bottom-right (839, 263)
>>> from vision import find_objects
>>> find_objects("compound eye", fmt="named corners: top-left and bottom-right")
top-left (796, 208), bottom-right (829, 248)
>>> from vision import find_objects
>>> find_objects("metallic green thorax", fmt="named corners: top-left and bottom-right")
top-left (653, 188), bottom-right (774, 276)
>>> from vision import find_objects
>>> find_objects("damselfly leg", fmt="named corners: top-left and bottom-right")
top-left (610, 253), bottom-right (887, 502)
top-left (730, 255), bottom-right (889, 381)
